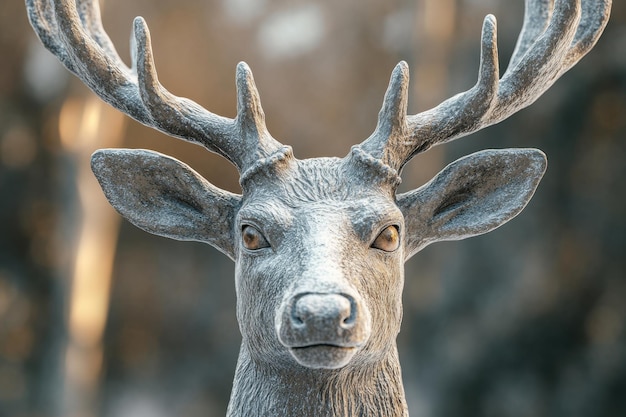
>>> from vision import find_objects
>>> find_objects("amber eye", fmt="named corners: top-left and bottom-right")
top-left (242, 225), bottom-right (270, 250)
top-left (371, 225), bottom-right (400, 252)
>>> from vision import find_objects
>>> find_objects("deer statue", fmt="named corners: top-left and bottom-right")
top-left (26, 0), bottom-right (611, 415)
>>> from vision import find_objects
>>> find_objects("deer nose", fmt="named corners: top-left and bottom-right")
top-left (277, 292), bottom-right (369, 350)
top-left (291, 293), bottom-right (355, 330)
top-left (277, 291), bottom-right (371, 368)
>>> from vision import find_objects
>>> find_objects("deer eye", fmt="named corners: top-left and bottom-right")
top-left (371, 225), bottom-right (400, 252)
top-left (242, 225), bottom-right (270, 250)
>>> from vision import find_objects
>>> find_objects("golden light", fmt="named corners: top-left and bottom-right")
top-left (59, 94), bottom-right (126, 416)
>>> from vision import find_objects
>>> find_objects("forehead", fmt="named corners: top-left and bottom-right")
top-left (238, 157), bottom-right (401, 225)
top-left (245, 157), bottom-right (395, 204)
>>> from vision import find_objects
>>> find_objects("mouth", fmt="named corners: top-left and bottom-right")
top-left (289, 344), bottom-right (359, 369)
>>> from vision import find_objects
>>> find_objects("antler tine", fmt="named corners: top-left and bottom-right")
top-left (51, 0), bottom-right (144, 114)
top-left (75, 0), bottom-right (124, 64)
top-left (564, 0), bottom-right (612, 67)
top-left (508, 0), bottom-right (554, 71)
top-left (134, 18), bottom-right (284, 170)
top-left (26, 0), bottom-right (284, 173)
top-left (132, 17), bottom-right (231, 163)
top-left (26, 0), bottom-right (71, 70)
top-left (361, 0), bottom-right (611, 172)
top-left (359, 14), bottom-right (499, 168)
top-left (234, 62), bottom-right (286, 169)
top-left (358, 61), bottom-right (410, 164)
top-left (511, 0), bottom-right (611, 71)
top-left (497, 0), bottom-right (582, 110)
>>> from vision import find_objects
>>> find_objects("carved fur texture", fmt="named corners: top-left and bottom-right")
top-left (25, 0), bottom-right (611, 415)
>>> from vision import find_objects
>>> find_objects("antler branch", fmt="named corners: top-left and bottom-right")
top-left (360, 0), bottom-right (611, 171)
top-left (26, 0), bottom-right (284, 172)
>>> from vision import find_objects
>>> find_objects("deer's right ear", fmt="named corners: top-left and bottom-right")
top-left (397, 149), bottom-right (547, 260)
top-left (91, 149), bottom-right (241, 260)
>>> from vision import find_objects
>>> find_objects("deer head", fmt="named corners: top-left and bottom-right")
top-left (27, 0), bottom-right (611, 415)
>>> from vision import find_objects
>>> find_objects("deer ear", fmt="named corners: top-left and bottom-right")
top-left (398, 149), bottom-right (546, 259)
top-left (91, 149), bottom-right (240, 260)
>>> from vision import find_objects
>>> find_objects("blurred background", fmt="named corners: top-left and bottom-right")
top-left (1, 0), bottom-right (625, 416)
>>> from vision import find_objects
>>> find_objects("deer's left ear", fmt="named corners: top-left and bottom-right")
top-left (91, 149), bottom-right (241, 260)
top-left (397, 149), bottom-right (547, 259)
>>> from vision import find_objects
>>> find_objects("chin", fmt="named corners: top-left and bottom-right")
top-left (290, 345), bottom-right (359, 369)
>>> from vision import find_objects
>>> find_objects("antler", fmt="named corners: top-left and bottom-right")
top-left (25, 0), bottom-right (284, 173)
top-left (359, 0), bottom-right (611, 171)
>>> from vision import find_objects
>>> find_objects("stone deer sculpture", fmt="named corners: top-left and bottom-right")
top-left (26, 0), bottom-right (610, 415)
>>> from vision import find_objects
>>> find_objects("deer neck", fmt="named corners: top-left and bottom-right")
top-left (226, 344), bottom-right (409, 417)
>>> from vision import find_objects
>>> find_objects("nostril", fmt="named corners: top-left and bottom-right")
top-left (342, 312), bottom-right (355, 325)
top-left (340, 296), bottom-right (357, 327)
top-left (291, 311), bottom-right (304, 327)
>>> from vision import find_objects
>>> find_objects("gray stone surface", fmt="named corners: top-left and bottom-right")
top-left (26, 0), bottom-right (611, 415)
